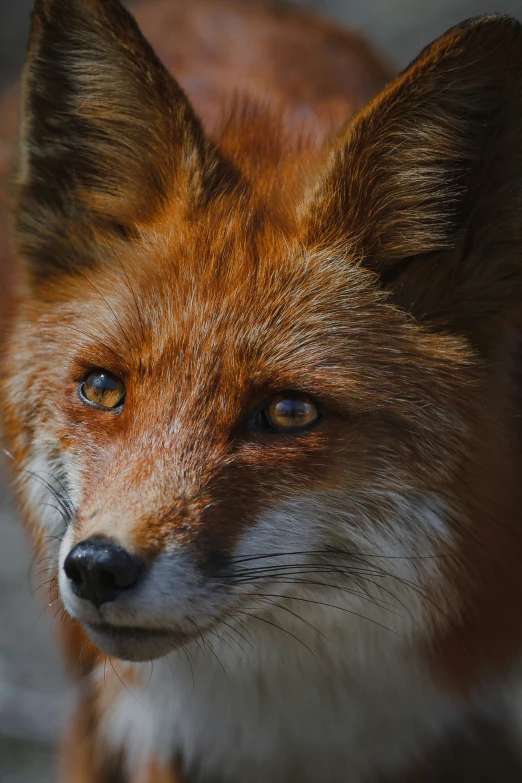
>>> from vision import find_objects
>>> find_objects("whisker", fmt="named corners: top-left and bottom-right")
top-left (210, 628), bottom-right (236, 655)
top-left (203, 635), bottom-right (230, 683)
top-left (226, 561), bottom-right (443, 618)
top-left (103, 657), bottom-right (108, 697)
top-left (247, 578), bottom-right (410, 623)
top-left (206, 610), bottom-right (253, 653)
top-left (235, 609), bottom-right (317, 659)
top-left (109, 657), bottom-right (146, 708)
top-left (217, 618), bottom-right (254, 651)
top-left (66, 325), bottom-right (127, 364)
top-left (40, 533), bottom-right (66, 544)
top-left (23, 470), bottom-right (74, 523)
top-left (240, 590), bottom-right (399, 636)
top-left (226, 547), bottom-right (452, 566)
top-left (40, 469), bottom-right (77, 516)
top-left (187, 618), bottom-right (207, 656)
top-left (178, 644), bottom-right (195, 695)
top-left (246, 593), bottom-right (327, 639)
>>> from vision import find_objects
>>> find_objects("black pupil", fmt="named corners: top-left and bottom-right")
top-left (94, 374), bottom-right (116, 392)
top-left (276, 399), bottom-right (309, 420)
top-left (85, 372), bottom-right (123, 405)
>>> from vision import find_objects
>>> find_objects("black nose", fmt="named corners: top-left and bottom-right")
top-left (64, 537), bottom-right (144, 607)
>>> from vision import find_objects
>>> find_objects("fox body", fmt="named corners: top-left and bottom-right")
top-left (1, 1), bottom-right (522, 782)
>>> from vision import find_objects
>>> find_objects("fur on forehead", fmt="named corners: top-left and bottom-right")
top-left (27, 205), bottom-right (473, 409)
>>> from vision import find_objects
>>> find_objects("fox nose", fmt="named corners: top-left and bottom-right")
top-left (64, 537), bottom-right (144, 607)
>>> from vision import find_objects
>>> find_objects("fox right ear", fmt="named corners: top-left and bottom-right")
top-left (14, 0), bottom-right (226, 277)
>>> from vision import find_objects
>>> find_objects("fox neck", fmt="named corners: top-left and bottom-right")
top-left (95, 616), bottom-right (463, 783)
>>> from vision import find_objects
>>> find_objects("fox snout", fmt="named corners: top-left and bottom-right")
top-left (58, 520), bottom-right (222, 661)
top-left (64, 537), bottom-right (144, 607)
top-left (60, 534), bottom-right (188, 660)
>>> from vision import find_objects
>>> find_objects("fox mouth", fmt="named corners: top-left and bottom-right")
top-left (85, 621), bottom-right (192, 661)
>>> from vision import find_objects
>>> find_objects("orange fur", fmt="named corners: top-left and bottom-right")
top-left (1, 1), bottom-right (522, 782)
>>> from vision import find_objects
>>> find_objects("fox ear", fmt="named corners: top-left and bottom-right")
top-left (15, 0), bottom-right (224, 276)
top-left (307, 15), bottom-right (522, 346)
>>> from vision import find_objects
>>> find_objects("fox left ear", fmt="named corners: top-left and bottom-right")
top-left (306, 15), bottom-right (522, 347)
top-left (14, 0), bottom-right (228, 277)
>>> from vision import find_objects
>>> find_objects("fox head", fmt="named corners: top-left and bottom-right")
top-left (2, 0), bottom-right (522, 680)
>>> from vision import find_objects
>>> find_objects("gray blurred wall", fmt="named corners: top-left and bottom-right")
top-left (3, 0), bottom-right (522, 89)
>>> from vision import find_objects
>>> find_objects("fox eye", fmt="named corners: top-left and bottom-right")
top-left (254, 392), bottom-right (320, 432)
top-left (80, 370), bottom-right (126, 410)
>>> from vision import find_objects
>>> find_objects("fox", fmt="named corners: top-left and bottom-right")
top-left (1, 0), bottom-right (522, 781)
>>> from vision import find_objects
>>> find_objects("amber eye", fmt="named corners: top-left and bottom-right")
top-left (256, 392), bottom-right (320, 432)
top-left (80, 370), bottom-right (126, 410)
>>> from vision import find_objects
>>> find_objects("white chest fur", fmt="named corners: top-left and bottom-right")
top-left (100, 619), bottom-right (462, 783)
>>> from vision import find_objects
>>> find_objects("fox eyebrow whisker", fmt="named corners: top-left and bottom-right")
top-left (65, 257), bottom-right (136, 356)
top-left (105, 235), bottom-right (147, 345)
top-left (66, 324), bottom-right (127, 364)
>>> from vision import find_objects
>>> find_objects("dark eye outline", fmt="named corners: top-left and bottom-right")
top-left (246, 392), bottom-right (323, 434)
top-left (78, 369), bottom-right (126, 412)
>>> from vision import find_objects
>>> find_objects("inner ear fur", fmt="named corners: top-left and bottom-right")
top-left (14, 0), bottom-right (229, 277)
top-left (307, 14), bottom-right (522, 346)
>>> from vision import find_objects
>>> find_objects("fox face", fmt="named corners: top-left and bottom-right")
top-left (19, 213), bottom-right (469, 663)
top-left (2, 0), bottom-right (522, 685)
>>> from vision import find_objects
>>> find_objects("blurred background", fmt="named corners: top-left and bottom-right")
top-left (1, 0), bottom-right (522, 781)
top-left (2, 0), bottom-right (522, 88)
